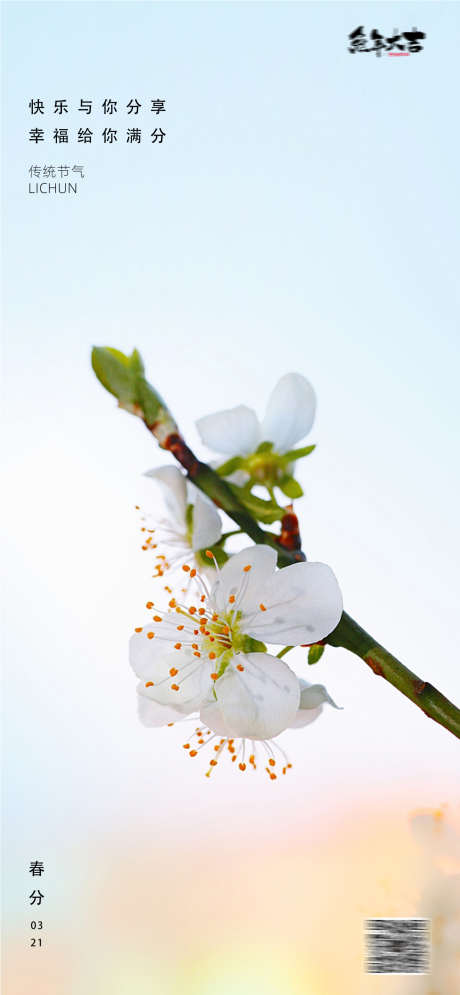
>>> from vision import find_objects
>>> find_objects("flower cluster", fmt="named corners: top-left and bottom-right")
top-left (131, 546), bottom-right (342, 778)
top-left (130, 373), bottom-right (343, 779)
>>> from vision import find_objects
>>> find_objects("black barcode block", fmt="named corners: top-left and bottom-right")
top-left (365, 918), bottom-right (431, 974)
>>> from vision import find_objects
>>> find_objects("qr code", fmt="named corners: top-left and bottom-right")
top-left (365, 918), bottom-right (431, 974)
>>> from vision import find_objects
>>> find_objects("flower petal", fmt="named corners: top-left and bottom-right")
top-left (211, 545), bottom-right (278, 616)
top-left (144, 465), bottom-right (187, 523)
top-left (196, 405), bottom-right (261, 456)
top-left (191, 492), bottom-right (222, 551)
top-left (132, 644), bottom-right (212, 712)
top-left (244, 561), bottom-right (342, 646)
top-left (201, 652), bottom-right (300, 740)
top-left (136, 689), bottom-right (186, 726)
top-left (299, 680), bottom-right (340, 710)
top-left (289, 679), bottom-right (340, 728)
top-left (129, 617), bottom-right (188, 680)
top-left (261, 373), bottom-right (316, 452)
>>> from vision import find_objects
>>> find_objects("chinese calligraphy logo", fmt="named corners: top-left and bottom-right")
top-left (348, 26), bottom-right (426, 57)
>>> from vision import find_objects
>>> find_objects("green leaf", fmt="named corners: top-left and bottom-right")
top-left (216, 456), bottom-right (245, 477)
top-left (91, 346), bottom-right (169, 426)
top-left (91, 347), bottom-right (141, 405)
top-left (308, 644), bottom-right (325, 665)
top-left (281, 444), bottom-right (316, 463)
top-left (255, 441), bottom-right (274, 454)
top-left (278, 475), bottom-right (303, 499)
top-left (136, 376), bottom-right (164, 424)
top-left (229, 484), bottom-right (284, 524)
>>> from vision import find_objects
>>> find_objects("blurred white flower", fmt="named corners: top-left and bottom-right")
top-left (130, 545), bottom-right (342, 778)
top-left (408, 807), bottom-right (460, 995)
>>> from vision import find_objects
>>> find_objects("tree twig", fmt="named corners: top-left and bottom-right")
top-left (91, 347), bottom-right (460, 741)
top-left (161, 430), bottom-right (460, 740)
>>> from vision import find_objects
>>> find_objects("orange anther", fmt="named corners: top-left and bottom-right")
top-left (210, 673), bottom-right (218, 681)
top-left (239, 763), bottom-right (246, 771)
top-left (147, 632), bottom-right (154, 640)
top-left (134, 627), bottom-right (143, 633)
top-left (268, 758), bottom-right (275, 767)
top-left (192, 643), bottom-right (198, 650)
top-left (193, 652), bottom-right (201, 658)
top-left (171, 683), bottom-right (180, 691)
top-left (183, 743), bottom-right (190, 749)
top-left (190, 749), bottom-right (197, 757)
top-left (174, 643), bottom-right (182, 650)
top-left (190, 568), bottom-right (196, 578)
top-left (146, 602), bottom-right (153, 609)
top-left (145, 681), bottom-right (154, 687)
top-left (198, 608), bottom-right (206, 615)
top-left (210, 759), bottom-right (217, 767)
top-left (177, 625), bottom-right (184, 631)
top-left (243, 564), bottom-right (252, 572)
top-left (259, 603), bottom-right (266, 611)
top-left (169, 598), bottom-right (177, 608)
top-left (153, 615), bottom-right (162, 622)
top-left (182, 564), bottom-right (190, 572)
top-left (236, 664), bottom-right (244, 672)
top-left (229, 595), bottom-right (235, 604)
top-left (208, 652), bottom-right (216, 660)
top-left (189, 606), bottom-right (197, 615)
top-left (205, 550), bottom-right (213, 559)
top-left (169, 668), bottom-right (178, 677)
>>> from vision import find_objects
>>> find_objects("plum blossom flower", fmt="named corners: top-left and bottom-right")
top-left (139, 465), bottom-right (222, 577)
top-left (130, 544), bottom-right (342, 777)
top-left (196, 373), bottom-right (316, 495)
top-left (196, 373), bottom-right (316, 457)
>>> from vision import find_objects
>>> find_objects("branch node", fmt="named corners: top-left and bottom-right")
top-left (364, 655), bottom-right (384, 677)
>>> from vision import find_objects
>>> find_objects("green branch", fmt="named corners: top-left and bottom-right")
top-left (327, 613), bottom-right (460, 739)
top-left (91, 346), bottom-right (460, 741)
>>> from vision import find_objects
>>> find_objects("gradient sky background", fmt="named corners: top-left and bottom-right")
top-left (2, 2), bottom-right (460, 993)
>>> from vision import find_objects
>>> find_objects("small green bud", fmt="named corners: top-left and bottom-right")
top-left (91, 346), bottom-right (177, 444)
top-left (308, 643), bottom-right (325, 665)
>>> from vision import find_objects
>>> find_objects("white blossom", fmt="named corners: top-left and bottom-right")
top-left (130, 545), bottom-right (342, 777)
top-left (196, 373), bottom-right (316, 458)
top-left (140, 465), bottom-right (222, 577)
